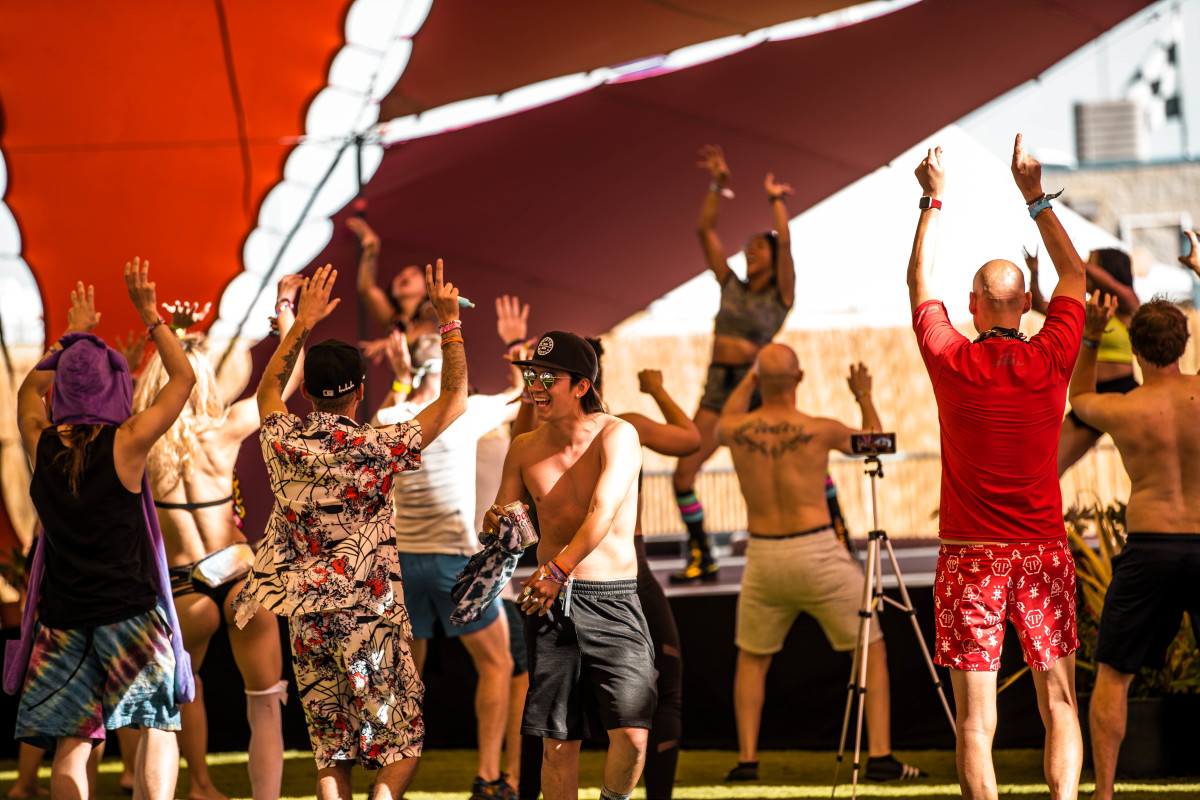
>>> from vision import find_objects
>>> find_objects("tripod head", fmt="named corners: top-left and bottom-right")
top-left (851, 432), bottom-right (895, 479)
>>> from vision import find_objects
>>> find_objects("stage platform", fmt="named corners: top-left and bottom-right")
top-left (1, 534), bottom-right (1053, 759)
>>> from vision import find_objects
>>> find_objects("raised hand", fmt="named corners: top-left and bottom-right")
top-left (65, 281), bottom-right (101, 334)
top-left (1084, 291), bottom-right (1118, 339)
top-left (277, 273), bottom-right (305, 308)
top-left (424, 259), bottom-right (460, 325)
top-left (124, 257), bottom-right (160, 326)
top-left (914, 146), bottom-right (945, 198)
top-left (1022, 244), bottom-right (1039, 273)
top-left (1179, 231), bottom-right (1200, 277)
top-left (346, 217), bottom-right (380, 254)
top-left (385, 329), bottom-right (413, 379)
top-left (114, 330), bottom-right (146, 369)
top-left (764, 172), bottom-right (793, 199)
top-left (637, 369), bottom-right (665, 395)
top-left (161, 300), bottom-right (211, 332)
top-left (359, 337), bottom-right (389, 365)
top-left (295, 264), bottom-right (341, 325)
top-left (697, 144), bottom-right (730, 185)
top-left (1010, 133), bottom-right (1043, 203)
top-left (847, 362), bottom-right (872, 398)
top-left (496, 294), bottom-right (530, 345)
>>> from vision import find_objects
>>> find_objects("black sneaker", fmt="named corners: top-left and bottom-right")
top-left (725, 761), bottom-right (759, 781)
top-left (471, 775), bottom-right (519, 800)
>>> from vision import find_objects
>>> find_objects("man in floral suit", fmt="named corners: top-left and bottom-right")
top-left (235, 261), bottom-right (467, 800)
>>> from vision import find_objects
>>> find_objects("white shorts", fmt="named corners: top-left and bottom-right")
top-left (736, 529), bottom-right (882, 654)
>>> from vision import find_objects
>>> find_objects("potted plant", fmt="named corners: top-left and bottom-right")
top-left (1067, 499), bottom-right (1200, 778)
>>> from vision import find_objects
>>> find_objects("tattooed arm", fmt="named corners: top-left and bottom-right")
top-left (413, 259), bottom-right (468, 446)
top-left (258, 265), bottom-right (341, 421)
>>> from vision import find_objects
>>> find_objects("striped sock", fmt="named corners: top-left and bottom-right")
top-left (600, 786), bottom-right (632, 800)
top-left (675, 489), bottom-right (706, 543)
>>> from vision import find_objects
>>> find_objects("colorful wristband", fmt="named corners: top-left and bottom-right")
top-left (1081, 338), bottom-right (1100, 350)
top-left (441, 334), bottom-right (464, 347)
top-left (145, 318), bottom-right (166, 341)
top-left (276, 298), bottom-right (294, 314)
top-left (439, 319), bottom-right (462, 334)
top-left (392, 380), bottom-right (412, 394)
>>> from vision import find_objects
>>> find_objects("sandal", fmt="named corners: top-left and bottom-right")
top-left (864, 754), bottom-right (926, 781)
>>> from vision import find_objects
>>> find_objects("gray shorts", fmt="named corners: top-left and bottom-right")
top-left (736, 528), bottom-right (882, 654)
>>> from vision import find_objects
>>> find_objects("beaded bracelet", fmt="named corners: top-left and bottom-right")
top-left (276, 298), bottom-right (294, 314)
top-left (439, 319), bottom-right (462, 334)
top-left (145, 318), bottom-right (166, 341)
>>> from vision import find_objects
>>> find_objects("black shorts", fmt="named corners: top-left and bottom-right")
top-left (521, 579), bottom-right (657, 740)
top-left (699, 363), bottom-right (763, 413)
top-left (1066, 374), bottom-right (1139, 433)
top-left (1095, 533), bottom-right (1200, 673)
top-left (504, 599), bottom-right (529, 676)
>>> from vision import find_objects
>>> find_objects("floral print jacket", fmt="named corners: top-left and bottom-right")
top-left (234, 411), bottom-right (422, 633)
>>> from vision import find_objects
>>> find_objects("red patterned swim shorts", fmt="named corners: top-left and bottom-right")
top-left (933, 539), bottom-right (1078, 672)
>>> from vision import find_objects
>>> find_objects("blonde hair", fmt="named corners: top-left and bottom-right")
top-left (132, 335), bottom-right (227, 490)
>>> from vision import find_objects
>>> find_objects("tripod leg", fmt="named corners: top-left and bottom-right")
top-left (831, 533), bottom-right (878, 800)
top-left (848, 535), bottom-right (878, 800)
top-left (881, 536), bottom-right (957, 736)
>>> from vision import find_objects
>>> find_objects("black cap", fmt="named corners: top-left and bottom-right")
top-left (304, 339), bottom-right (367, 399)
top-left (512, 331), bottom-right (598, 382)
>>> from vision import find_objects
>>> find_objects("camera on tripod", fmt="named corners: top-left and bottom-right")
top-left (850, 432), bottom-right (896, 456)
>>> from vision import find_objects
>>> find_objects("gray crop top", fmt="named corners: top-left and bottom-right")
top-left (712, 273), bottom-right (791, 345)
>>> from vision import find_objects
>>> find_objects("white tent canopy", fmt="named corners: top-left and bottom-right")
top-left (612, 125), bottom-right (1194, 337)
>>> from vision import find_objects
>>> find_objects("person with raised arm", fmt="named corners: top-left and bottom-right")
top-left (347, 216), bottom-right (439, 362)
top-left (1067, 292), bottom-right (1200, 800)
top-left (717, 349), bottom-right (922, 782)
top-left (909, 136), bottom-right (1086, 800)
top-left (13, 260), bottom-right (196, 800)
top-left (482, 332), bottom-right (653, 800)
top-left (670, 145), bottom-right (795, 583)
top-left (371, 322), bottom-right (524, 800)
top-left (125, 274), bottom-right (305, 800)
top-left (1025, 245), bottom-right (1140, 476)
top-left (233, 261), bottom-right (467, 800)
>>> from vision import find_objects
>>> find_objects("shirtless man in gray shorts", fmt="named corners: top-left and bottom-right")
top-left (718, 343), bottom-right (921, 782)
top-left (485, 330), bottom-right (654, 800)
top-left (1068, 292), bottom-right (1200, 800)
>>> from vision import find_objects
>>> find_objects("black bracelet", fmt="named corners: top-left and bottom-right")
top-left (505, 338), bottom-right (525, 349)
top-left (769, 195), bottom-right (785, 203)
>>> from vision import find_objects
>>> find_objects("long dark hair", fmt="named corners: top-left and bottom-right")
top-left (1094, 248), bottom-right (1133, 287)
top-left (52, 424), bottom-right (104, 496)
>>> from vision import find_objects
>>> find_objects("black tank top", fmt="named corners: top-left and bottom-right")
top-left (29, 425), bottom-right (157, 628)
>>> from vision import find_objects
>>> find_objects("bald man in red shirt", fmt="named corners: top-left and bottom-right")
top-left (907, 136), bottom-right (1086, 800)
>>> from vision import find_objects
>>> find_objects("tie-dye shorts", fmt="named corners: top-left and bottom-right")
top-left (933, 540), bottom-right (1078, 672)
top-left (15, 608), bottom-right (181, 749)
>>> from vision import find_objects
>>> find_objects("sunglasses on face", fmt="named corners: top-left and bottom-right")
top-left (522, 369), bottom-right (567, 390)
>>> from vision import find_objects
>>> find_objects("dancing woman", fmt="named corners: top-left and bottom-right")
top-left (347, 216), bottom-right (439, 359)
top-left (1027, 247), bottom-right (1139, 476)
top-left (672, 145), bottom-right (794, 582)
top-left (14, 260), bottom-right (195, 800)
top-left (127, 276), bottom-right (304, 800)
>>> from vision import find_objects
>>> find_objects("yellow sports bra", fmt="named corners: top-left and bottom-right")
top-left (1097, 315), bottom-right (1133, 364)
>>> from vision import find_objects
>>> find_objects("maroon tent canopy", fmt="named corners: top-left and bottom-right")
top-left (304, 0), bottom-right (1153, 396)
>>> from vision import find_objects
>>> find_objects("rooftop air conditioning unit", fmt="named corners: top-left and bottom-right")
top-left (1074, 100), bottom-right (1147, 164)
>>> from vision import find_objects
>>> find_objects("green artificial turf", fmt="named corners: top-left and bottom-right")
top-left (3, 749), bottom-right (1198, 799)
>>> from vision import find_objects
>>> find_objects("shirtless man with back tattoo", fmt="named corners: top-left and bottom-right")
top-left (717, 344), bottom-right (922, 783)
top-left (484, 330), bottom-right (655, 800)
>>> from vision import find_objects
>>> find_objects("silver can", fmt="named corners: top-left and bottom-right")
top-left (503, 501), bottom-right (540, 550)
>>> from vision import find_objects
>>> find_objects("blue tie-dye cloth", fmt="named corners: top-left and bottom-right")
top-left (450, 517), bottom-right (525, 626)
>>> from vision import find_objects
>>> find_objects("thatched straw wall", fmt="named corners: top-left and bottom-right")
top-left (602, 305), bottom-right (1200, 539)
